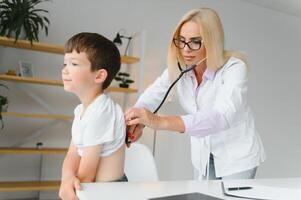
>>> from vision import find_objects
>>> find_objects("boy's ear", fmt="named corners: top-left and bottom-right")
top-left (94, 68), bottom-right (108, 84)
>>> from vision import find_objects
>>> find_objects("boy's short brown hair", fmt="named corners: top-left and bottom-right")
top-left (64, 32), bottom-right (121, 90)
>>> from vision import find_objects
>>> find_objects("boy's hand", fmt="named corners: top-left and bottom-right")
top-left (59, 175), bottom-right (81, 200)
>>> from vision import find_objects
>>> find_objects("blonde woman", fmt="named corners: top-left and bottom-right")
top-left (125, 7), bottom-right (266, 180)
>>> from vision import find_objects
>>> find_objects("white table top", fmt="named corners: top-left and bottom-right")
top-left (76, 178), bottom-right (301, 200)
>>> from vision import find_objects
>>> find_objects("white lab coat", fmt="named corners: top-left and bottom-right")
top-left (135, 57), bottom-right (266, 178)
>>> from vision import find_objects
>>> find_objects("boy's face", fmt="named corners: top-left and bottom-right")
top-left (62, 50), bottom-right (99, 96)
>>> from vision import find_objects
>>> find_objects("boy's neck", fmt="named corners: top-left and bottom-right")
top-left (79, 89), bottom-right (103, 109)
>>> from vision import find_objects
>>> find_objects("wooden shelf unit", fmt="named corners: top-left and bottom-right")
top-left (0, 147), bottom-right (67, 154)
top-left (121, 56), bottom-right (140, 64)
top-left (1, 112), bottom-right (72, 121)
top-left (0, 180), bottom-right (60, 192)
top-left (0, 36), bottom-right (140, 64)
top-left (0, 74), bottom-right (62, 86)
top-left (0, 35), bottom-right (143, 194)
top-left (0, 74), bottom-right (138, 93)
top-left (106, 86), bottom-right (138, 93)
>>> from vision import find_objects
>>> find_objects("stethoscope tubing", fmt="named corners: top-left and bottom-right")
top-left (126, 57), bottom-right (206, 145)
top-left (153, 57), bottom-right (207, 113)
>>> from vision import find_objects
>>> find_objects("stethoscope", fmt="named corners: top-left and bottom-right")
top-left (153, 56), bottom-right (207, 113)
top-left (126, 57), bottom-right (207, 145)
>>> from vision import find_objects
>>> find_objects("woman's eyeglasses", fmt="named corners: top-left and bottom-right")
top-left (173, 38), bottom-right (203, 51)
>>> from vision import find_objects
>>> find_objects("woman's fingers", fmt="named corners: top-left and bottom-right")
top-left (125, 108), bottom-right (140, 122)
top-left (125, 124), bottom-right (144, 146)
top-left (127, 124), bottom-right (137, 134)
top-left (125, 108), bottom-right (144, 124)
top-left (125, 107), bottom-right (140, 117)
top-left (131, 124), bottom-right (144, 142)
top-left (126, 124), bottom-right (138, 147)
top-left (127, 118), bottom-right (141, 126)
top-left (125, 108), bottom-right (157, 129)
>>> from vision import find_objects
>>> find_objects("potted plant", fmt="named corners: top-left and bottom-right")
top-left (0, 83), bottom-right (9, 129)
top-left (0, 0), bottom-right (50, 44)
top-left (114, 72), bottom-right (134, 88)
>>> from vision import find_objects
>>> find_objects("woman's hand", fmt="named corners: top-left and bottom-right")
top-left (125, 107), bottom-right (185, 133)
top-left (126, 124), bottom-right (145, 147)
top-left (125, 108), bottom-right (161, 130)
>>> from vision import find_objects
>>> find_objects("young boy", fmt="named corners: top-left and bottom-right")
top-left (59, 32), bottom-right (127, 199)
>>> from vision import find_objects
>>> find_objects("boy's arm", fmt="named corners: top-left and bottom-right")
top-left (62, 141), bottom-right (80, 179)
top-left (77, 145), bottom-right (101, 182)
top-left (59, 141), bottom-right (81, 200)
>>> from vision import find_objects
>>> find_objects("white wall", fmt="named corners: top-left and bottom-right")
top-left (0, 0), bottom-right (300, 199)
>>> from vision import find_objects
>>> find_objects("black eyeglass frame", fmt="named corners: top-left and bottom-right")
top-left (173, 38), bottom-right (204, 51)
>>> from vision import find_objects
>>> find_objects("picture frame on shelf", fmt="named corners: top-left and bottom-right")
top-left (19, 61), bottom-right (34, 77)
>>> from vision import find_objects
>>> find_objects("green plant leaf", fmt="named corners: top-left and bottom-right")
top-left (0, 0), bottom-right (50, 43)
top-left (118, 72), bottom-right (130, 77)
top-left (43, 16), bottom-right (50, 25)
top-left (0, 84), bottom-right (9, 90)
top-left (0, 103), bottom-right (4, 129)
top-left (0, 96), bottom-right (8, 105)
top-left (114, 77), bottom-right (122, 81)
top-left (45, 26), bottom-right (48, 35)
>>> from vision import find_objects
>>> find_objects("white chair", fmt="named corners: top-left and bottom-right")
top-left (125, 143), bottom-right (159, 181)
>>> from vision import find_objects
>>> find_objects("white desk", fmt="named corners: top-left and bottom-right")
top-left (76, 178), bottom-right (301, 200)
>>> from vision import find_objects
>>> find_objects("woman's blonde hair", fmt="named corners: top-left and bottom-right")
top-left (167, 7), bottom-right (248, 80)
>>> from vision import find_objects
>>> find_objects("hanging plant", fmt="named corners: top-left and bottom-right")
top-left (0, 83), bottom-right (9, 129)
top-left (0, 0), bottom-right (50, 44)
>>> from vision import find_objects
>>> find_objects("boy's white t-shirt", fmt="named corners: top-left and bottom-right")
top-left (71, 94), bottom-right (126, 157)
